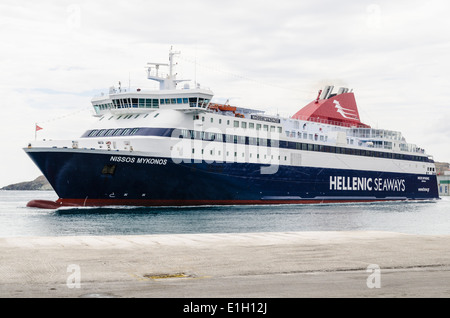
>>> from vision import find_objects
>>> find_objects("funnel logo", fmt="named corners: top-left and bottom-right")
top-left (334, 100), bottom-right (359, 120)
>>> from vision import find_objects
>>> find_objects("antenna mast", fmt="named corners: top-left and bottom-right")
top-left (168, 46), bottom-right (180, 80)
top-left (146, 47), bottom-right (189, 90)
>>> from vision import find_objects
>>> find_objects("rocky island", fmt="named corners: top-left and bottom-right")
top-left (1, 175), bottom-right (53, 191)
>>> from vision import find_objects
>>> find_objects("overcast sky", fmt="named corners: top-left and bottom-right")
top-left (1, 0), bottom-right (450, 187)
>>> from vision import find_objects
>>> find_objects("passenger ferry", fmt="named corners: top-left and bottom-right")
top-left (25, 49), bottom-right (439, 208)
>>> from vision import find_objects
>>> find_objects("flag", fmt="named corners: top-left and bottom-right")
top-left (34, 123), bottom-right (43, 141)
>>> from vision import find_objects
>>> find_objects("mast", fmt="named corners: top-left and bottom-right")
top-left (146, 47), bottom-right (189, 90)
top-left (168, 46), bottom-right (179, 81)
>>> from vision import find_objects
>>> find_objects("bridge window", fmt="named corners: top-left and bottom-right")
top-left (189, 97), bottom-right (198, 107)
top-left (122, 98), bottom-right (130, 108)
top-left (136, 99), bottom-right (159, 108)
top-left (199, 98), bottom-right (209, 108)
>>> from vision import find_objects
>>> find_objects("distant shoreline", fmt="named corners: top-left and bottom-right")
top-left (1, 176), bottom-right (52, 191)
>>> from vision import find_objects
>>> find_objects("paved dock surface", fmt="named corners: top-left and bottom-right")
top-left (1, 231), bottom-right (450, 298)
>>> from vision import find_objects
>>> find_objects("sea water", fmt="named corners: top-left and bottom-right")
top-left (0, 190), bottom-right (449, 237)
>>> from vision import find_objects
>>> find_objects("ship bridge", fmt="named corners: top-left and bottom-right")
top-left (91, 48), bottom-right (213, 116)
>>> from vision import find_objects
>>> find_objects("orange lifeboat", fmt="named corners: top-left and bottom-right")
top-left (208, 103), bottom-right (237, 113)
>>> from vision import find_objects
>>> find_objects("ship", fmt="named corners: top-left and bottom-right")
top-left (25, 48), bottom-right (439, 209)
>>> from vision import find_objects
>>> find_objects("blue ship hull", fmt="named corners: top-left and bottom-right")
top-left (25, 149), bottom-right (439, 207)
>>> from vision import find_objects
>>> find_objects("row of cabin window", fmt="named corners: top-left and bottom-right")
top-left (180, 129), bottom-right (274, 146)
top-left (197, 115), bottom-right (283, 133)
top-left (179, 129), bottom-right (430, 162)
top-left (87, 128), bottom-right (140, 137)
top-left (191, 148), bottom-right (288, 161)
top-left (286, 130), bottom-right (328, 142)
top-left (84, 127), bottom-right (430, 163)
top-left (101, 113), bottom-right (153, 121)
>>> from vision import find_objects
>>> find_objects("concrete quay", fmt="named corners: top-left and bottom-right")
top-left (1, 231), bottom-right (450, 298)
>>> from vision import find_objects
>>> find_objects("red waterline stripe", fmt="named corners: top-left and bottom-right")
top-left (27, 198), bottom-right (411, 209)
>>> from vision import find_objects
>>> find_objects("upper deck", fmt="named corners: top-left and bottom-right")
top-left (86, 49), bottom-right (430, 160)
